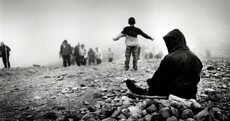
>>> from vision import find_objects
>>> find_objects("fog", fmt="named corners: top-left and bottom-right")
top-left (0, 0), bottom-right (230, 67)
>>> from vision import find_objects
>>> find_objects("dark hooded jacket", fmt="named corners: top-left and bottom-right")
top-left (147, 29), bottom-right (203, 99)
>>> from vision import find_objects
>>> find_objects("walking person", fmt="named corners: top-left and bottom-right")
top-left (59, 40), bottom-right (72, 67)
top-left (0, 42), bottom-right (11, 68)
top-left (108, 48), bottom-right (114, 62)
top-left (88, 48), bottom-right (95, 65)
top-left (95, 47), bottom-right (103, 65)
top-left (113, 17), bottom-right (153, 70)
top-left (79, 44), bottom-right (86, 66)
top-left (74, 43), bottom-right (81, 66)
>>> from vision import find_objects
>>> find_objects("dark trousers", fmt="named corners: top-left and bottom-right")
top-left (96, 59), bottom-right (101, 64)
top-left (76, 55), bottom-right (82, 66)
top-left (2, 55), bottom-right (10, 68)
top-left (82, 58), bottom-right (87, 65)
top-left (62, 55), bottom-right (71, 67)
top-left (125, 46), bottom-right (138, 70)
top-left (88, 58), bottom-right (95, 65)
top-left (109, 58), bottom-right (113, 62)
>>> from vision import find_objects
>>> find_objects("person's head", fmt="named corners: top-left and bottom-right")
top-left (77, 43), bottom-right (80, 46)
top-left (81, 44), bottom-right (84, 47)
top-left (63, 40), bottom-right (68, 45)
top-left (128, 17), bottom-right (135, 25)
top-left (163, 29), bottom-right (189, 53)
top-left (95, 47), bottom-right (98, 51)
top-left (109, 48), bottom-right (111, 51)
top-left (0, 41), bottom-right (4, 46)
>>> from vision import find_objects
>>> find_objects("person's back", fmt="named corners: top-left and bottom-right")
top-left (147, 29), bottom-right (203, 99)
top-left (113, 17), bottom-right (153, 70)
top-left (125, 29), bottom-right (203, 99)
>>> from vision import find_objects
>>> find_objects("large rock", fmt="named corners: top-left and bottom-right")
top-left (146, 104), bottom-right (157, 114)
top-left (181, 109), bottom-right (194, 119)
top-left (128, 106), bottom-right (143, 118)
top-left (170, 107), bottom-right (180, 118)
top-left (166, 116), bottom-right (178, 121)
top-left (194, 108), bottom-right (209, 121)
top-left (159, 107), bottom-right (171, 118)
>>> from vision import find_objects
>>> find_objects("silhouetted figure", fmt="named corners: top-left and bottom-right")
top-left (126, 29), bottom-right (203, 99)
top-left (79, 44), bottom-right (86, 66)
top-left (113, 17), bottom-right (153, 70)
top-left (108, 48), bottom-right (114, 62)
top-left (95, 47), bottom-right (103, 65)
top-left (0, 42), bottom-right (11, 68)
top-left (88, 48), bottom-right (95, 65)
top-left (74, 43), bottom-right (81, 66)
top-left (59, 40), bottom-right (72, 67)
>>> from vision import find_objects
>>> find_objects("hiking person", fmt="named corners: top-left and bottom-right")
top-left (59, 40), bottom-right (72, 67)
top-left (82, 45), bottom-right (88, 65)
top-left (79, 44), bottom-right (86, 66)
top-left (113, 17), bottom-right (153, 70)
top-left (108, 48), bottom-right (114, 62)
top-left (74, 43), bottom-right (81, 66)
top-left (95, 47), bottom-right (103, 65)
top-left (0, 42), bottom-right (11, 68)
top-left (88, 48), bottom-right (95, 65)
top-left (125, 29), bottom-right (203, 99)
top-left (70, 47), bottom-right (76, 65)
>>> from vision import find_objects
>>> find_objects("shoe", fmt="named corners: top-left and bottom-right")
top-left (125, 68), bottom-right (129, 71)
top-left (125, 79), bottom-right (147, 95)
top-left (133, 67), bottom-right (138, 71)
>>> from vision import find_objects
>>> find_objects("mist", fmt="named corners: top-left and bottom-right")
top-left (0, 0), bottom-right (230, 67)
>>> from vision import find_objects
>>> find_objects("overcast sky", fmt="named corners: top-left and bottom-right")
top-left (0, 0), bottom-right (229, 67)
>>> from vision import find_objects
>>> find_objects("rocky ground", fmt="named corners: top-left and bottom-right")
top-left (0, 58), bottom-right (229, 121)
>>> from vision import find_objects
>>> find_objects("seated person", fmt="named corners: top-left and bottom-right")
top-left (126, 29), bottom-right (203, 99)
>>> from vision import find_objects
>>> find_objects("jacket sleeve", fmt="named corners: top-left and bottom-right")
top-left (139, 29), bottom-right (152, 39)
top-left (114, 33), bottom-right (125, 41)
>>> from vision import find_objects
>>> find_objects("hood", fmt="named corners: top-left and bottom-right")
top-left (163, 29), bottom-right (189, 53)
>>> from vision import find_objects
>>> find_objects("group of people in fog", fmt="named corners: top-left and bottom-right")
top-left (59, 40), bottom-right (111, 68)
top-left (1, 17), bottom-right (203, 100)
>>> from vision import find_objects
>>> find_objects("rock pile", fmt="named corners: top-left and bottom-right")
top-left (77, 94), bottom-right (229, 121)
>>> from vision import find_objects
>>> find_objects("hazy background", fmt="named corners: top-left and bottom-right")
top-left (0, 0), bottom-right (229, 67)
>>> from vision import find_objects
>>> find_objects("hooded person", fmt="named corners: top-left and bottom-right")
top-left (59, 40), bottom-right (72, 67)
top-left (126, 29), bottom-right (203, 99)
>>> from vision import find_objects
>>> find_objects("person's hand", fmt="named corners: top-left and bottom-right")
top-left (113, 38), bottom-right (118, 41)
top-left (150, 37), bottom-right (154, 41)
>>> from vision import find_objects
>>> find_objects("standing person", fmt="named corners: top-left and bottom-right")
top-left (95, 47), bottom-right (103, 65)
top-left (82, 46), bottom-right (88, 65)
top-left (88, 48), bottom-right (95, 65)
top-left (113, 17), bottom-right (153, 70)
top-left (59, 40), bottom-right (72, 67)
top-left (125, 29), bottom-right (203, 99)
top-left (70, 47), bottom-right (76, 65)
top-left (108, 48), bottom-right (114, 62)
top-left (79, 44), bottom-right (86, 66)
top-left (0, 42), bottom-right (11, 68)
top-left (74, 43), bottom-right (81, 66)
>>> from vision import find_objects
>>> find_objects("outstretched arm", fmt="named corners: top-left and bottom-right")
top-left (139, 30), bottom-right (154, 41)
top-left (113, 33), bottom-right (125, 41)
